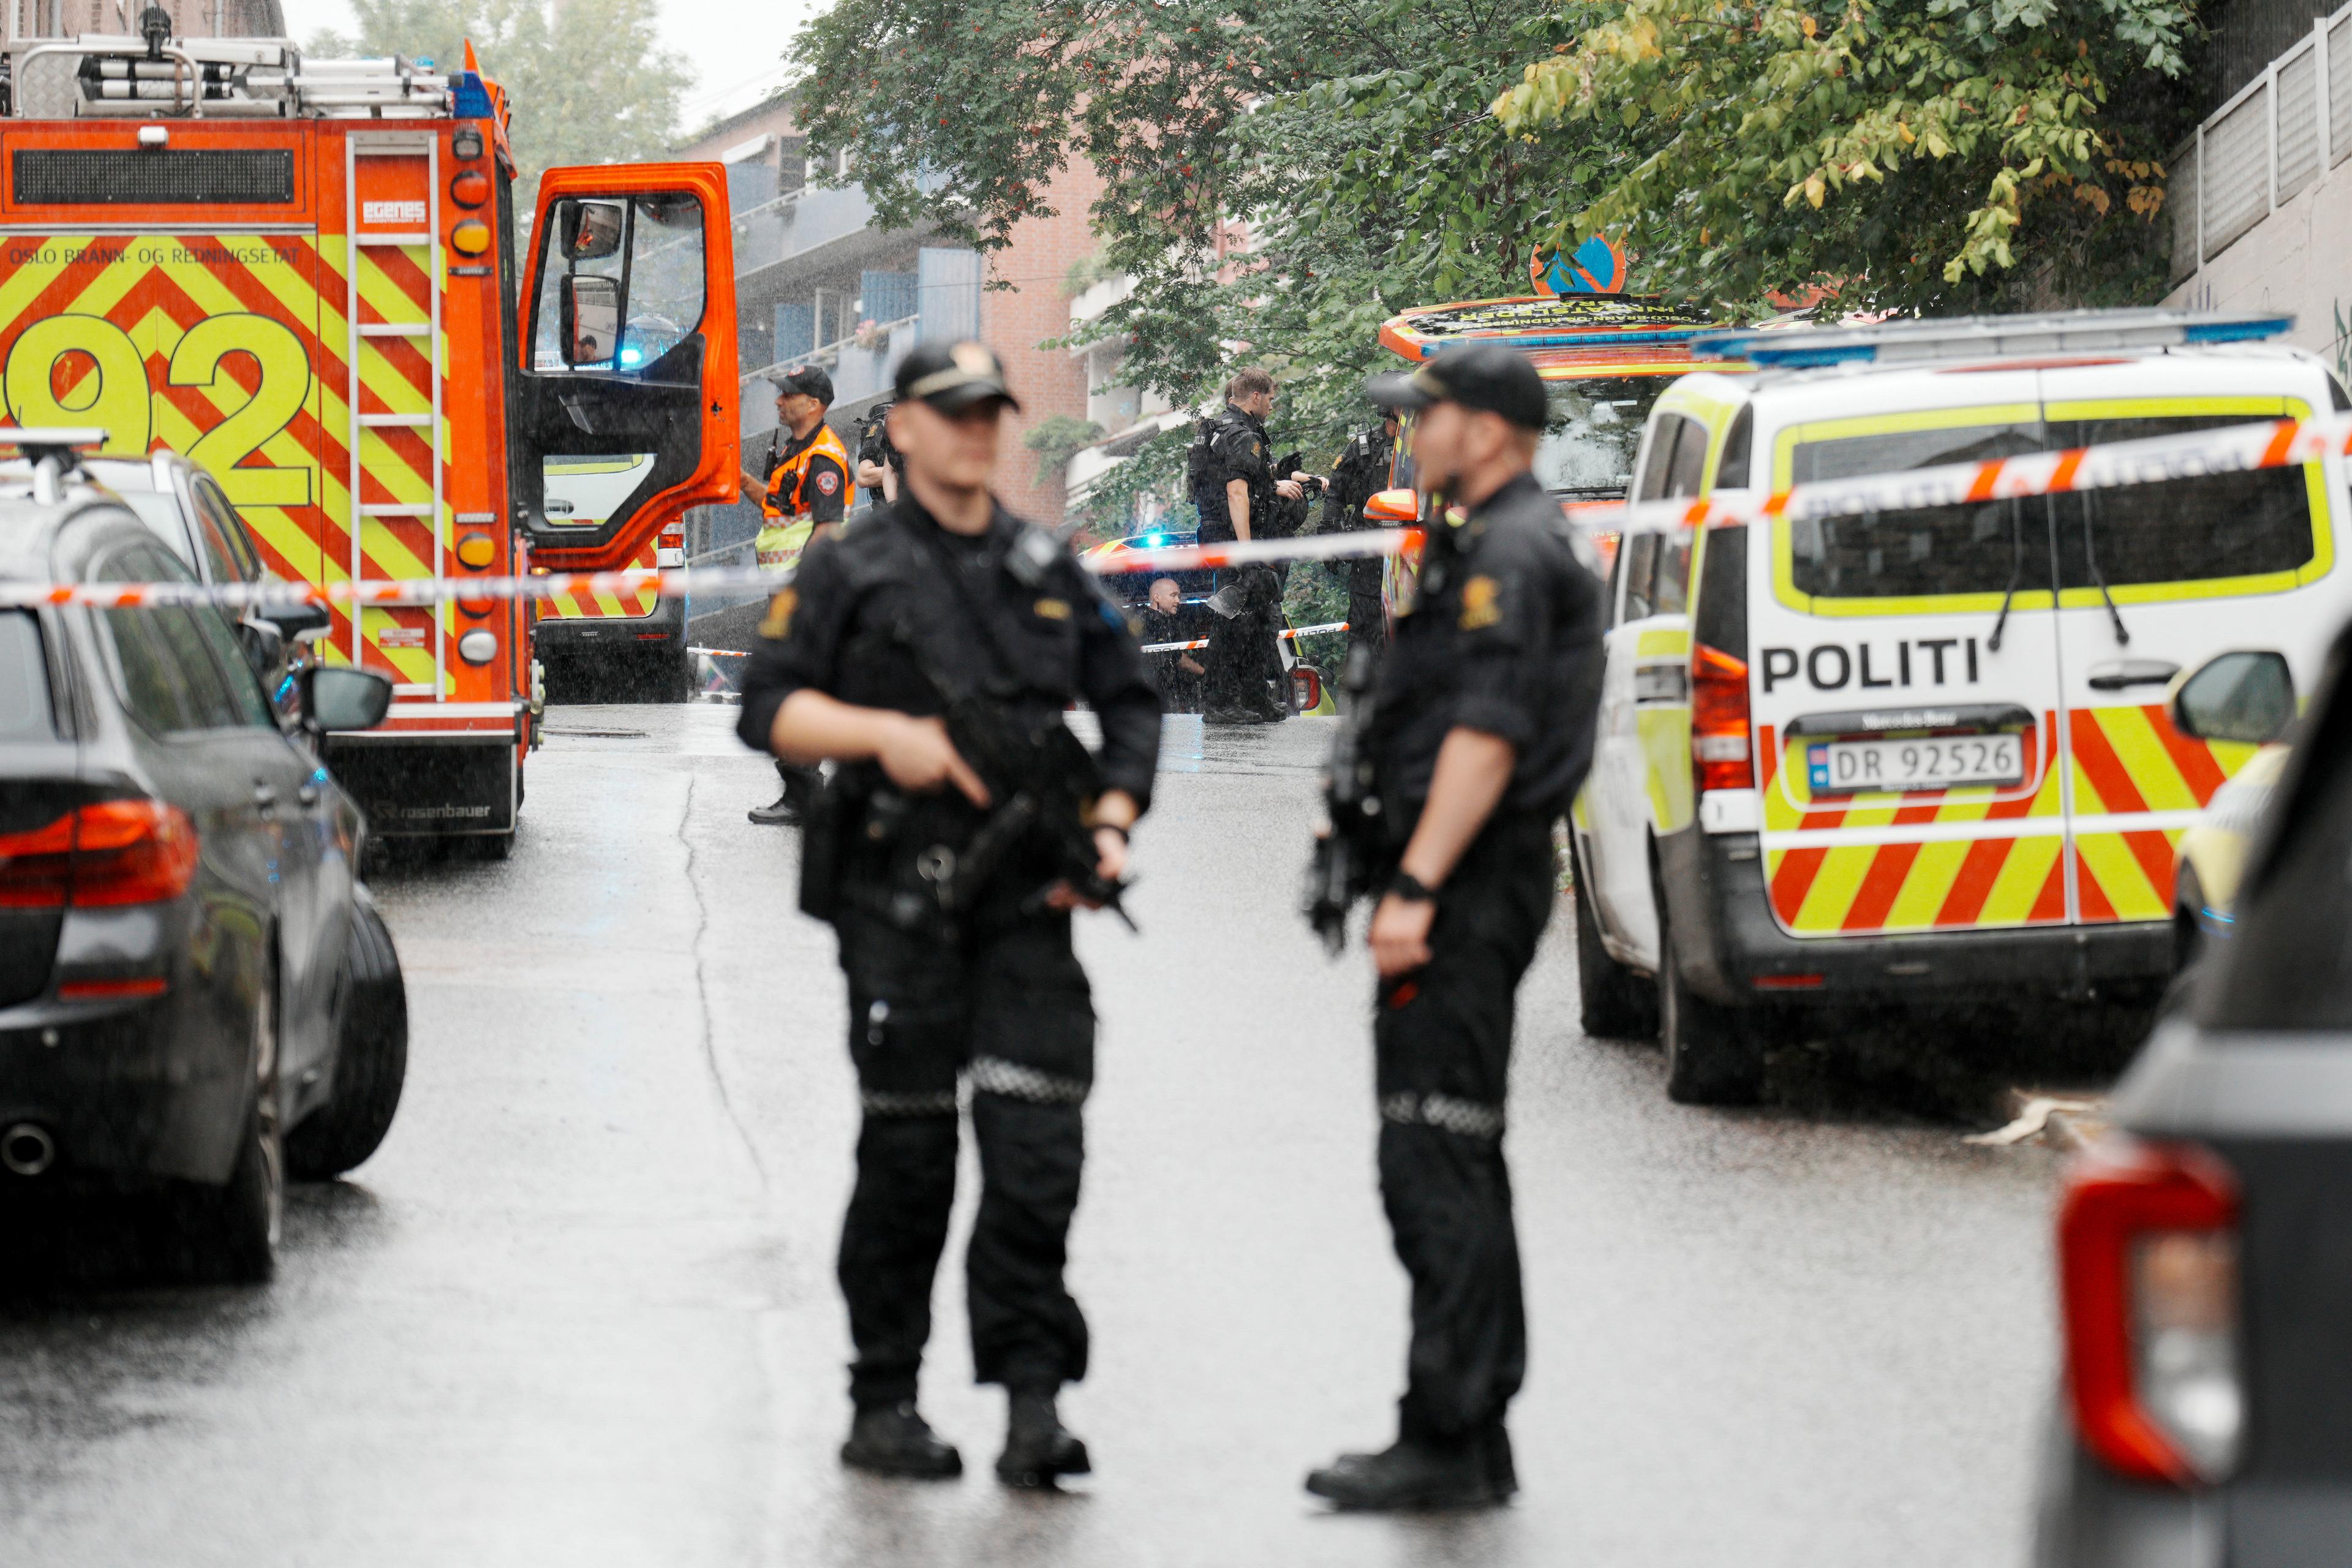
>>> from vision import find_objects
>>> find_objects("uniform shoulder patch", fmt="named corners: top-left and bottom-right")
top-left (758, 587), bottom-right (797, 639)
top-left (814, 469), bottom-right (839, 494)
top-left (1032, 597), bottom-right (1071, 621)
top-left (1459, 575), bottom-right (1502, 631)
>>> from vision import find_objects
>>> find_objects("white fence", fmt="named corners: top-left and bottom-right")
top-left (2171, 4), bottom-right (2352, 283)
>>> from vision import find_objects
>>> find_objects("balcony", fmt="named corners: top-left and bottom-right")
top-left (730, 177), bottom-right (944, 296)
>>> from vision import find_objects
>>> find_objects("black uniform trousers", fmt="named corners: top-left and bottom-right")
top-left (1202, 562), bottom-right (1286, 714)
top-left (1344, 559), bottom-right (1387, 692)
top-left (834, 895), bottom-right (1095, 1409)
top-left (1373, 810), bottom-right (1556, 1445)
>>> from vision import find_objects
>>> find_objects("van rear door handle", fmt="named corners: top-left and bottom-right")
top-left (2087, 659), bottom-right (2180, 691)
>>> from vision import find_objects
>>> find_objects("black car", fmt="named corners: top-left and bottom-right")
top-left (0, 464), bottom-right (407, 1282)
top-left (2035, 629), bottom-right (2352, 1564)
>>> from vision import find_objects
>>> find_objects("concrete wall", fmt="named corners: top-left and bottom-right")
top-left (2165, 155), bottom-right (2352, 386)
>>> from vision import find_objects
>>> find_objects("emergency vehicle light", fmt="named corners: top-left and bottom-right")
top-left (1693, 309), bottom-right (2293, 368)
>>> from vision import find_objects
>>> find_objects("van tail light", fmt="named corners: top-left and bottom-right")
top-left (2057, 1136), bottom-right (2242, 1486)
top-left (0, 801), bottom-right (199, 910)
top-left (1691, 642), bottom-right (1754, 793)
top-left (656, 520), bottom-right (687, 568)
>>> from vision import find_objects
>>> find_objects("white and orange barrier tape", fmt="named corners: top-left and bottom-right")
top-left (9, 410), bottom-right (2351, 611)
top-left (1140, 620), bottom-right (1348, 655)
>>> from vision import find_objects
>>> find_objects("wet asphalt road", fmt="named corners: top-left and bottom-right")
top-left (0, 705), bottom-right (2062, 1566)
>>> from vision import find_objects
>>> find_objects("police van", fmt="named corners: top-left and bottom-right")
top-left (1567, 309), bottom-right (2350, 1102)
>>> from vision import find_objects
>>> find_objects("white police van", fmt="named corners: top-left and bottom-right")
top-left (1568, 309), bottom-right (2351, 1101)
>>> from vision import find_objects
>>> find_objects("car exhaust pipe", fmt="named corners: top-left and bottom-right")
top-left (1, 1123), bottom-right (56, 1177)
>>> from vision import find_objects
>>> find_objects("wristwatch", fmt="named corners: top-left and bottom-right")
top-left (1388, 870), bottom-right (1439, 904)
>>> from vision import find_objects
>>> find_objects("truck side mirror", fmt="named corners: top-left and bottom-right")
top-left (2168, 651), bottom-right (2295, 745)
top-left (561, 274), bottom-right (621, 366)
top-left (1364, 487), bottom-right (1418, 523)
top-left (560, 200), bottom-right (625, 261)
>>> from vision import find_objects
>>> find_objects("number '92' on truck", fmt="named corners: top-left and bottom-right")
top-left (0, 36), bottom-right (740, 848)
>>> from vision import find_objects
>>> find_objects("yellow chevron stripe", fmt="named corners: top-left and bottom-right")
top-left (2087, 705), bottom-right (2201, 812)
top-left (354, 246), bottom-right (433, 326)
top-left (1882, 838), bottom-right (1973, 930)
top-left (2075, 831), bottom-right (2174, 921)
top-left (1980, 835), bottom-right (2062, 925)
top-left (1790, 843), bottom-right (1875, 931)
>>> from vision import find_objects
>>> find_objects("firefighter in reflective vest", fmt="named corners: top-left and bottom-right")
top-left (750, 365), bottom-right (856, 826)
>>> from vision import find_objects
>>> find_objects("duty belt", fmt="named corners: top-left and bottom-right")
top-left (1380, 1091), bottom-right (1506, 1140)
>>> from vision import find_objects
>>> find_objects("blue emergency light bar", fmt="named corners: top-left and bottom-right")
top-left (1693, 308), bottom-right (2294, 368)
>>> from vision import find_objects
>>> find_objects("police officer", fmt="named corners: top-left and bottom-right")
top-left (747, 366), bottom-right (856, 826)
top-left (1189, 368), bottom-right (1314, 724)
top-left (1324, 410), bottom-right (1401, 687)
top-left (1305, 343), bottom-right (1604, 1511)
top-left (735, 340), bottom-right (1162, 1487)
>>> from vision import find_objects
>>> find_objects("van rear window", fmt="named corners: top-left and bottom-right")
top-left (0, 612), bottom-right (53, 739)
top-left (2049, 415), bottom-right (2315, 589)
top-left (1787, 423), bottom-right (2051, 600)
top-left (1787, 414), bottom-right (2320, 601)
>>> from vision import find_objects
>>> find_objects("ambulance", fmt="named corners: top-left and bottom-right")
top-left (1568, 309), bottom-right (2347, 1102)
top-left (0, 29), bottom-right (739, 849)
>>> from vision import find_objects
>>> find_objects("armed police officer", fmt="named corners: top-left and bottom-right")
top-left (1324, 410), bottom-right (1401, 687)
top-left (1188, 368), bottom-right (1315, 724)
top-left (736, 341), bottom-right (1162, 1489)
top-left (747, 366), bottom-right (856, 826)
top-left (1305, 344), bottom-right (1604, 1512)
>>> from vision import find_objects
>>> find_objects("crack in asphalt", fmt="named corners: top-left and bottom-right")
top-left (678, 774), bottom-right (770, 1191)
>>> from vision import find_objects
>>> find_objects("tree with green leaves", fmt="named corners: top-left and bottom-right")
top-left (1492, 0), bottom-right (2198, 314)
top-left (790, 0), bottom-right (2207, 524)
top-left (792, 0), bottom-right (1581, 523)
top-left (306, 0), bottom-right (692, 191)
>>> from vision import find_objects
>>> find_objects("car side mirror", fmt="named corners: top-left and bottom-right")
top-left (1364, 487), bottom-right (1419, 523)
top-left (560, 199), bottom-right (625, 261)
top-left (234, 615), bottom-right (284, 679)
top-left (258, 601), bottom-right (330, 643)
top-left (2168, 650), bottom-right (2295, 745)
top-left (561, 274), bottom-right (622, 366)
top-left (300, 666), bottom-right (393, 733)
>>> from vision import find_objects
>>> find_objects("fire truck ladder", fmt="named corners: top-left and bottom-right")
top-left (341, 129), bottom-right (445, 696)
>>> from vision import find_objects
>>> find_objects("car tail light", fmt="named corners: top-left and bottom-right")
top-left (657, 521), bottom-right (687, 568)
top-left (0, 812), bottom-right (77, 907)
top-left (1691, 643), bottom-right (1754, 793)
top-left (2057, 1136), bottom-right (2242, 1485)
top-left (0, 801), bottom-right (198, 910)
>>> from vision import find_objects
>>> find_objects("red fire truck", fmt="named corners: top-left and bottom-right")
top-left (0, 30), bottom-right (739, 850)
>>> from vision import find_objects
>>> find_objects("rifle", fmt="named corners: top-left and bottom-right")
top-left (1304, 641), bottom-right (1385, 954)
top-left (895, 520), bottom-right (1139, 932)
top-left (930, 694), bottom-right (1139, 933)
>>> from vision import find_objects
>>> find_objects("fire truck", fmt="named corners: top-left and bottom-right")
top-left (0, 24), bottom-right (739, 850)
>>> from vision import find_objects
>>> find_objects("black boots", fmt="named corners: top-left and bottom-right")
top-left (840, 1402), bottom-right (962, 1479)
top-left (840, 1392), bottom-right (1090, 1489)
top-left (996, 1388), bottom-right (1091, 1488)
top-left (1304, 1425), bottom-right (1515, 1510)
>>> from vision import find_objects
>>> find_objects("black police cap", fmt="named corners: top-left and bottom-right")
top-left (894, 339), bottom-right (1022, 413)
top-left (772, 365), bottom-right (835, 407)
top-left (1364, 342), bottom-right (1548, 431)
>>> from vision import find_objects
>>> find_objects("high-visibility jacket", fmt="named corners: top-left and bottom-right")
top-left (755, 421), bottom-right (855, 571)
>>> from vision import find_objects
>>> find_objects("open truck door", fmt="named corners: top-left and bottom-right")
top-left (516, 164), bottom-right (737, 568)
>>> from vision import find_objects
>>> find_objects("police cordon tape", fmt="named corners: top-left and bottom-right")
top-left (7, 409), bottom-right (2350, 611)
top-left (1139, 621), bottom-right (1347, 655)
